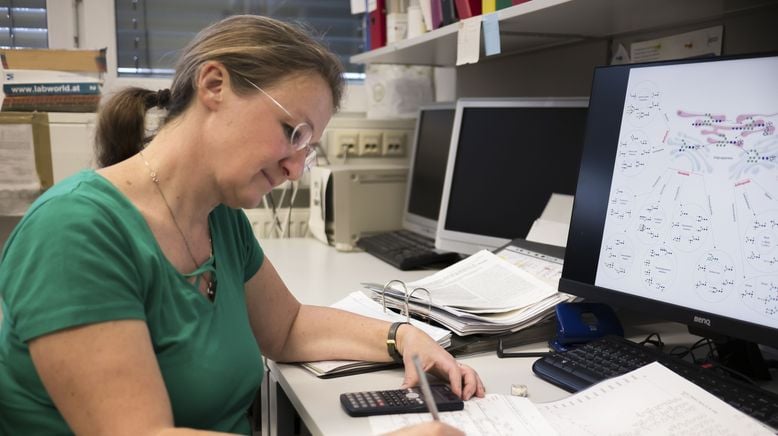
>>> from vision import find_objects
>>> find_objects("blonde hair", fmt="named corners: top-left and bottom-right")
top-left (95, 15), bottom-right (345, 167)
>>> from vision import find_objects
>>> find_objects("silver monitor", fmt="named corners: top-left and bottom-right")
top-left (403, 102), bottom-right (457, 238)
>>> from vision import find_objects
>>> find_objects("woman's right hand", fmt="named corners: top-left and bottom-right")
top-left (384, 421), bottom-right (465, 436)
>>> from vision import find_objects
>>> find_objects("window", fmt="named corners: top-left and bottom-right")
top-left (0, 0), bottom-right (47, 49)
top-left (114, 0), bottom-right (365, 79)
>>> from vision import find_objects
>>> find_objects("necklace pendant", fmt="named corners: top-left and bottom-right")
top-left (206, 280), bottom-right (216, 301)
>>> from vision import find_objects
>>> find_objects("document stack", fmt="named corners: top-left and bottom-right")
top-left (364, 250), bottom-right (574, 337)
top-left (0, 48), bottom-right (106, 112)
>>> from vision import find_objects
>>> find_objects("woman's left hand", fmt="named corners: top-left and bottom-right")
top-left (396, 324), bottom-right (485, 400)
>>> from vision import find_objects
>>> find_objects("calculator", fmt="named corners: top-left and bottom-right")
top-left (340, 384), bottom-right (464, 417)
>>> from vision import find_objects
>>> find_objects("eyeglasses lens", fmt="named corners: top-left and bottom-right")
top-left (291, 123), bottom-right (313, 152)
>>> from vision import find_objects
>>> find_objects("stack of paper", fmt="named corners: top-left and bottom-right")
top-left (364, 250), bottom-right (574, 336)
top-left (301, 291), bottom-right (452, 378)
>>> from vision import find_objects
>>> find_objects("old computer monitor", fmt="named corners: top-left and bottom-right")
top-left (403, 103), bottom-right (457, 238)
top-left (435, 98), bottom-right (590, 255)
top-left (561, 52), bottom-right (778, 363)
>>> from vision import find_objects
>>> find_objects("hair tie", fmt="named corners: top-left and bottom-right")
top-left (155, 89), bottom-right (171, 109)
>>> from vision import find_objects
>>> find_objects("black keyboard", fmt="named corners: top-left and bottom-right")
top-left (532, 335), bottom-right (778, 430)
top-left (356, 229), bottom-right (460, 270)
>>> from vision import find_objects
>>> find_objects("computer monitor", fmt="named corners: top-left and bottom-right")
top-left (561, 52), bottom-right (778, 360)
top-left (403, 103), bottom-right (457, 238)
top-left (435, 98), bottom-right (590, 254)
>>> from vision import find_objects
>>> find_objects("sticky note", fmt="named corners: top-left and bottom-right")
top-left (483, 13), bottom-right (501, 56)
top-left (456, 16), bottom-right (482, 66)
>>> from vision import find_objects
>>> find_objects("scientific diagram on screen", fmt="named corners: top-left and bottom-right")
top-left (595, 58), bottom-right (778, 327)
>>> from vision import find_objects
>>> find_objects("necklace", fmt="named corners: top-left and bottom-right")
top-left (138, 150), bottom-right (216, 301)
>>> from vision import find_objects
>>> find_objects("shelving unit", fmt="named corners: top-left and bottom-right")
top-left (351, 0), bottom-right (778, 67)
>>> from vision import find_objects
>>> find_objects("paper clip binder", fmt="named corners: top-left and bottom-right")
top-left (380, 280), bottom-right (432, 324)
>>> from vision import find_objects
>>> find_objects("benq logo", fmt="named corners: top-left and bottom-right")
top-left (693, 316), bottom-right (711, 326)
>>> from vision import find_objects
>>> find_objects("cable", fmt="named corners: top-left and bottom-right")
top-left (314, 142), bottom-right (330, 166)
top-left (284, 180), bottom-right (299, 238)
top-left (638, 332), bottom-right (665, 350)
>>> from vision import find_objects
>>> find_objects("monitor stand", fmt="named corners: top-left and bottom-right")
top-left (688, 327), bottom-right (772, 381)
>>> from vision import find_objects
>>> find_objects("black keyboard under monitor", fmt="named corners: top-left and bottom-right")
top-left (532, 335), bottom-right (778, 430)
top-left (356, 229), bottom-right (460, 270)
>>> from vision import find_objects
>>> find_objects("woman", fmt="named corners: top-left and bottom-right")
top-left (0, 15), bottom-right (483, 435)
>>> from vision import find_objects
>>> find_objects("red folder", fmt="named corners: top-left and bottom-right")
top-left (369, 0), bottom-right (387, 49)
top-left (454, 0), bottom-right (482, 18)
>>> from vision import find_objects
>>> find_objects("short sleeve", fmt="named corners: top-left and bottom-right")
top-left (234, 208), bottom-right (264, 282)
top-left (0, 194), bottom-right (146, 342)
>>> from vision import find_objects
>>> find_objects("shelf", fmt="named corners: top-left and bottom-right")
top-left (351, 0), bottom-right (777, 66)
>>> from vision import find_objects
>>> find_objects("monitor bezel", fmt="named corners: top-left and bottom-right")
top-left (560, 51), bottom-right (778, 349)
top-left (402, 102), bottom-right (457, 239)
top-left (435, 97), bottom-right (589, 255)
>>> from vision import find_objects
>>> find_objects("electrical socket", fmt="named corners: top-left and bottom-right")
top-left (331, 130), bottom-right (360, 157)
top-left (382, 130), bottom-right (406, 156)
top-left (358, 130), bottom-right (383, 156)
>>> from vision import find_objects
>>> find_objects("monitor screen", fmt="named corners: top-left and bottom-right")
top-left (404, 103), bottom-right (457, 238)
top-left (561, 52), bottom-right (778, 349)
top-left (436, 98), bottom-right (589, 254)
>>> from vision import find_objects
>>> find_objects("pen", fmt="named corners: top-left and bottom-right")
top-left (411, 354), bottom-right (440, 421)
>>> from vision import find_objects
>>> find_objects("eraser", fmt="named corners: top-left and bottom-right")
top-left (511, 384), bottom-right (528, 397)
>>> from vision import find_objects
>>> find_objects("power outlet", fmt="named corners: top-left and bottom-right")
top-left (382, 130), bottom-right (406, 156)
top-left (331, 130), bottom-right (360, 157)
top-left (358, 130), bottom-right (383, 156)
top-left (243, 208), bottom-right (310, 239)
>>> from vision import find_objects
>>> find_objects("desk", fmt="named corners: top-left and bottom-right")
top-left (258, 238), bottom-right (703, 436)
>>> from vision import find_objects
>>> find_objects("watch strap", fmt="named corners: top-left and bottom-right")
top-left (386, 321), bottom-right (408, 364)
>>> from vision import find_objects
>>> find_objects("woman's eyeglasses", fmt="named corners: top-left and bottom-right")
top-left (245, 79), bottom-right (316, 170)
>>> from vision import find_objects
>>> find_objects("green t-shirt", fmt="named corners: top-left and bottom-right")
top-left (0, 170), bottom-right (265, 435)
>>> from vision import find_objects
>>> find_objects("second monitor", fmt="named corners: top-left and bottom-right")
top-left (436, 98), bottom-right (590, 255)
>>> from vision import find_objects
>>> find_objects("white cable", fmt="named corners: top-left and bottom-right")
top-left (285, 180), bottom-right (300, 238)
top-left (273, 184), bottom-right (288, 237)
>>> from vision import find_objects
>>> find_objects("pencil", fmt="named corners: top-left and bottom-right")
top-left (411, 354), bottom-right (440, 421)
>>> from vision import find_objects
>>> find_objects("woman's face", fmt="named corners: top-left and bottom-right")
top-left (210, 72), bottom-right (334, 209)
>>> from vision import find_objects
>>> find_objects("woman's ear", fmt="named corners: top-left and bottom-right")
top-left (196, 61), bottom-right (228, 111)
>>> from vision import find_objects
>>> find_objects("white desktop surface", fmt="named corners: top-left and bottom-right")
top-left (258, 238), bottom-right (700, 436)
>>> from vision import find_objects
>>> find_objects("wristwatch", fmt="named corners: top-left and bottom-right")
top-left (386, 321), bottom-right (409, 364)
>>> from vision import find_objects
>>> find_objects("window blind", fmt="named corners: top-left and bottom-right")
top-left (0, 0), bottom-right (48, 49)
top-left (114, 0), bottom-right (365, 78)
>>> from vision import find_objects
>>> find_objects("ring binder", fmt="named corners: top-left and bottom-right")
top-left (381, 279), bottom-right (408, 314)
top-left (407, 286), bottom-right (432, 324)
top-left (380, 280), bottom-right (431, 324)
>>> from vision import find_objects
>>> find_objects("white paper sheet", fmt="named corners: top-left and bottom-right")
top-left (369, 394), bottom-right (559, 436)
top-left (537, 362), bottom-right (774, 436)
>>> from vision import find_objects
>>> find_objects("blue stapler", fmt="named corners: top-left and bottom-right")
top-left (549, 302), bottom-right (624, 352)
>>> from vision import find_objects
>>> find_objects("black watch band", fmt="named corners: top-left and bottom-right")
top-left (386, 322), bottom-right (408, 364)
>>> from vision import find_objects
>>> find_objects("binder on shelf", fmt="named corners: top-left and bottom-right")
top-left (482, 0), bottom-right (496, 13)
top-left (440, 0), bottom-right (459, 26)
top-left (430, 0), bottom-right (444, 30)
top-left (454, 0), bottom-right (481, 18)
top-left (369, 0), bottom-right (387, 49)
